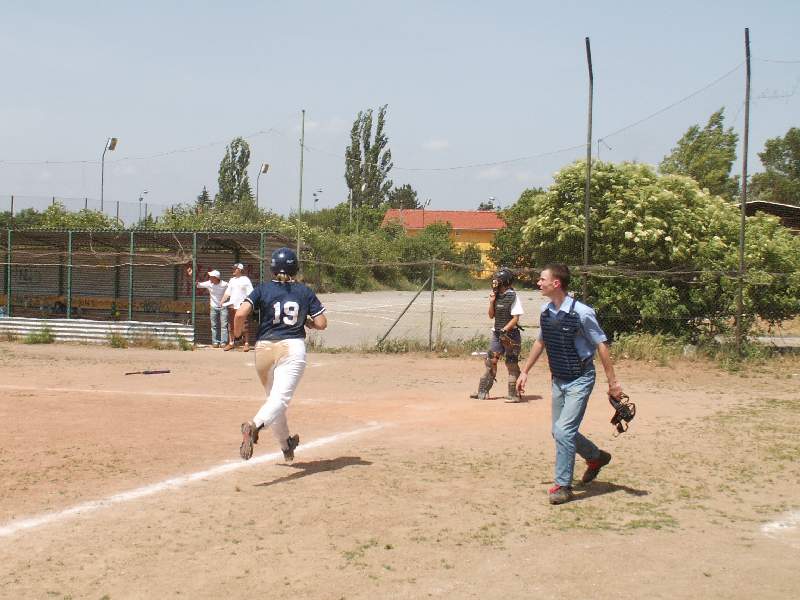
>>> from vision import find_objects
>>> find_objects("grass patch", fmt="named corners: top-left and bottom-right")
top-left (108, 332), bottom-right (129, 348)
top-left (611, 333), bottom-right (683, 364)
top-left (176, 335), bottom-right (193, 351)
top-left (128, 333), bottom-right (168, 350)
top-left (24, 327), bottom-right (55, 344)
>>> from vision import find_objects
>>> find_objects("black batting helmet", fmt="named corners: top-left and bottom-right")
top-left (270, 247), bottom-right (298, 276)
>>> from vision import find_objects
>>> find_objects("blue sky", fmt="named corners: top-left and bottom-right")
top-left (1, 1), bottom-right (798, 223)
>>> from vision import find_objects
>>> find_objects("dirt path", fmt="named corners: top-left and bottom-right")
top-left (1, 342), bottom-right (798, 599)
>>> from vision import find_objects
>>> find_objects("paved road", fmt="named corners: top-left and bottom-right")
top-left (312, 289), bottom-right (544, 348)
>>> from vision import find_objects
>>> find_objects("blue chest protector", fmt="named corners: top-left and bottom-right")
top-left (540, 303), bottom-right (588, 381)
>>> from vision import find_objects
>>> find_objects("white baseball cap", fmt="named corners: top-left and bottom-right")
top-left (207, 269), bottom-right (221, 278)
top-left (232, 263), bottom-right (244, 270)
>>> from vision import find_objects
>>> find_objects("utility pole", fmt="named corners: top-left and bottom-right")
top-left (583, 37), bottom-right (594, 301)
top-left (736, 28), bottom-right (752, 358)
top-left (297, 109), bottom-right (305, 259)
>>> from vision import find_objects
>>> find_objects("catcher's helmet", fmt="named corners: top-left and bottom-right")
top-left (493, 267), bottom-right (515, 287)
top-left (271, 247), bottom-right (298, 276)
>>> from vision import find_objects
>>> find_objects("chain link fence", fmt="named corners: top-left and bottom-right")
top-left (2, 229), bottom-right (798, 348)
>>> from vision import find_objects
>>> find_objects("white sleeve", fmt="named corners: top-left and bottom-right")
top-left (244, 277), bottom-right (253, 295)
top-left (511, 294), bottom-right (524, 316)
top-left (197, 281), bottom-right (212, 289)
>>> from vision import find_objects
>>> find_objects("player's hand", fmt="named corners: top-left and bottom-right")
top-left (608, 381), bottom-right (623, 399)
top-left (489, 290), bottom-right (496, 302)
top-left (186, 267), bottom-right (193, 276)
top-left (516, 372), bottom-right (528, 395)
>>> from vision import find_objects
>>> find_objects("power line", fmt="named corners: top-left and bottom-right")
top-left (756, 56), bottom-right (800, 64)
top-left (301, 139), bottom-right (586, 172)
top-left (598, 61), bottom-right (745, 143)
top-left (0, 115), bottom-right (296, 166)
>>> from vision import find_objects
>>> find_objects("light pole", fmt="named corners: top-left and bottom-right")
top-left (138, 190), bottom-right (148, 223)
top-left (100, 137), bottom-right (118, 213)
top-left (256, 163), bottom-right (269, 210)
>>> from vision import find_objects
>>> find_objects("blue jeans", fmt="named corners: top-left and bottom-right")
top-left (210, 305), bottom-right (229, 345)
top-left (551, 369), bottom-right (600, 487)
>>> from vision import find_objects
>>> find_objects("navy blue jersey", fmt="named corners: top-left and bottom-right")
top-left (245, 280), bottom-right (325, 341)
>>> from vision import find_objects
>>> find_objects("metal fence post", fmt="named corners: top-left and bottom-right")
top-left (10, 195), bottom-right (14, 218)
top-left (429, 259), bottom-right (436, 351)
top-left (66, 231), bottom-right (73, 318)
top-left (128, 231), bottom-right (134, 320)
top-left (191, 232), bottom-right (197, 327)
top-left (5, 229), bottom-right (11, 316)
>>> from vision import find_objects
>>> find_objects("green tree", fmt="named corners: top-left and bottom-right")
top-left (660, 108), bottom-right (739, 200)
top-left (517, 161), bottom-right (800, 339)
top-left (750, 127), bottom-right (800, 206)
top-left (387, 184), bottom-right (421, 209)
top-left (216, 137), bottom-right (255, 210)
top-left (345, 105), bottom-right (393, 211)
top-left (196, 186), bottom-right (212, 211)
top-left (477, 199), bottom-right (497, 211)
top-left (489, 187), bottom-right (545, 276)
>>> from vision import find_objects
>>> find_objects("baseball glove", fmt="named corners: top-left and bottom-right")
top-left (609, 392), bottom-right (636, 436)
top-left (495, 329), bottom-right (516, 352)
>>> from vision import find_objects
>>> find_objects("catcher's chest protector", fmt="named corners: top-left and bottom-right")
top-left (540, 305), bottom-right (586, 381)
top-left (494, 289), bottom-right (516, 330)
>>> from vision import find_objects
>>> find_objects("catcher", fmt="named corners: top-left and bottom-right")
top-left (470, 267), bottom-right (525, 402)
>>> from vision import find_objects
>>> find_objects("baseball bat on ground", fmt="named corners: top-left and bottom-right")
top-left (124, 369), bottom-right (171, 375)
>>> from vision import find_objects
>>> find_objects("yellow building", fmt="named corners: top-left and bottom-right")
top-left (381, 209), bottom-right (505, 270)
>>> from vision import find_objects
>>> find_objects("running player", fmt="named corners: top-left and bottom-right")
top-left (234, 247), bottom-right (327, 462)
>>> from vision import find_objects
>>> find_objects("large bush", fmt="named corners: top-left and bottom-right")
top-left (508, 161), bottom-right (800, 340)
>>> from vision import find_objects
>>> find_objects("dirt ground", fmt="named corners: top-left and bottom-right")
top-left (1, 342), bottom-right (799, 600)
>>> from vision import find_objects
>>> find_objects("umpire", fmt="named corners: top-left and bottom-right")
top-left (516, 264), bottom-right (623, 505)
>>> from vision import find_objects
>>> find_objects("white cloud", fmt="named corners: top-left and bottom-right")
top-left (476, 166), bottom-right (505, 180)
top-left (514, 171), bottom-right (531, 182)
top-left (298, 117), bottom-right (349, 135)
top-left (422, 139), bottom-right (450, 151)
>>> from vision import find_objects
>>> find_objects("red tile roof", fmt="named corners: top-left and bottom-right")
top-left (381, 209), bottom-right (505, 231)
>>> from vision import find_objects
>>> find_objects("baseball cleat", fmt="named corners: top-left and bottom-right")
top-left (240, 421), bottom-right (259, 460)
top-left (469, 391), bottom-right (489, 400)
top-left (548, 485), bottom-right (574, 505)
top-left (581, 450), bottom-right (611, 484)
top-left (283, 434), bottom-right (300, 462)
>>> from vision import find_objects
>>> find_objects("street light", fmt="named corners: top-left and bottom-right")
top-left (138, 190), bottom-right (148, 223)
top-left (256, 163), bottom-right (269, 209)
top-left (100, 137), bottom-right (118, 213)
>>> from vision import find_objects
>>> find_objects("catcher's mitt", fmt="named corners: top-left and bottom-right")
top-left (495, 329), bottom-right (517, 353)
top-left (609, 392), bottom-right (636, 436)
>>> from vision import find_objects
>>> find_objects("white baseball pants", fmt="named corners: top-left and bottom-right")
top-left (252, 338), bottom-right (307, 450)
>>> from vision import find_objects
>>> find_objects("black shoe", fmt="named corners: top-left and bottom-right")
top-left (283, 434), bottom-right (300, 462)
top-left (581, 450), bottom-right (611, 484)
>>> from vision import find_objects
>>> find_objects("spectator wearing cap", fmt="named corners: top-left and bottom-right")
top-left (222, 263), bottom-right (254, 351)
top-left (187, 267), bottom-right (229, 348)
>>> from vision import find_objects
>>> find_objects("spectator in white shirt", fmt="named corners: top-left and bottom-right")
top-left (222, 262), bottom-right (254, 351)
top-left (187, 268), bottom-right (229, 348)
